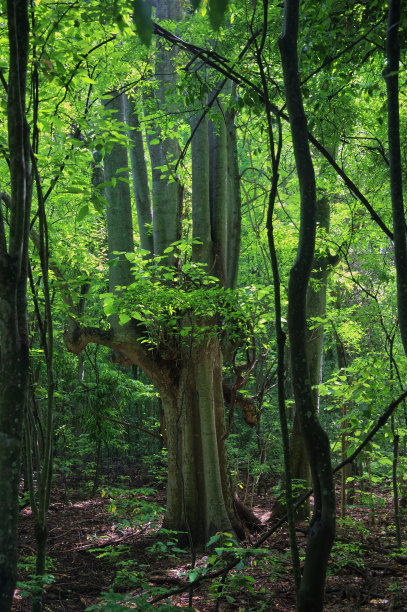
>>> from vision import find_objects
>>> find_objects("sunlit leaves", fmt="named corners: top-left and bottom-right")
top-left (77, 205), bottom-right (89, 223)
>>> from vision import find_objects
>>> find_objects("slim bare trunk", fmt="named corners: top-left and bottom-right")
top-left (279, 1), bottom-right (335, 609)
top-left (0, 1), bottom-right (31, 608)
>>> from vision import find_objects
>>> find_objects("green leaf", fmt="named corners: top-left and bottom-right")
top-left (77, 205), bottom-right (89, 222)
top-left (91, 195), bottom-right (105, 213)
top-left (188, 570), bottom-right (198, 582)
top-left (103, 300), bottom-right (116, 316)
top-left (132, 0), bottom-right (153, 46)
top-left (207, 533), bottom-right (222, 547)
top-left (119, 313), bottom-right (131, 325)
top-left (81, 75), bottom-right (96, 84)
top-left (95, 181), bottom-right (114, 190)
top-left (131, 311), bottom-right (145, 321)
top-left (65, 186), bottom-right (83, 194)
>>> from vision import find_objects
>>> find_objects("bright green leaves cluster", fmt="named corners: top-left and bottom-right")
top-left (102, 242), bottom-right (240, 348)
top-left (187, 531), bottom-right (269, 607)
top-left (102, 486), bottom-right (163, 530)
top-left (320, 352), bottom-right (404, 459)
top-left (101, 241), bottom-right (274, 353)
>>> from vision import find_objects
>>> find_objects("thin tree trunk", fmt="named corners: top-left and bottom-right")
top-left (279, 1), bottom-right (335, 609)
top-left (209, 118), bottom-right (228, 285)
top-left (384, 0), bottom-right (407, 356)
top-left (191, 107), bottom-right (212, 268)
top-left (225, 85), bottom-right (242, 290)
top-left (0, 1), bottom-right (31, 609)
top-left (391, 424), bottom-right (402, 548)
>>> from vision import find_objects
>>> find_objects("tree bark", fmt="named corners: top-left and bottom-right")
top-left (384, 0), bottom-right (407, 356)
top-left (191, 106), bottom-right (212, 268)
top-left (64, 322), bottom-right (237, 546)
top-left (225, 87), bottom-right (242, 290)
top-left (279, 1), bottom-right (335, 609)
top-left (144, 0), bottom-right (181, 257)
top-left (102, 89), bottom-right (134, 293)
top-left (209, 117), bottom-right (228, 285)
top-left (124, 94), bottom-right (153, 254)
top-left (0, 1), bottom-right (32, 609)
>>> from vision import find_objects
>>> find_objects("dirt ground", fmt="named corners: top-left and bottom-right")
top-left (12, 480), bottom-right (407, 611)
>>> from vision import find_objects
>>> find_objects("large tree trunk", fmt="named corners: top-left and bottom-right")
top-left (279, 1), bottom-right (335, 610)
top-left (163, 335), bottom-right (236, 543)
top-left (0, 1), bottom-right (32, 609)
top-left (64, 323), bottom-right (237, 546)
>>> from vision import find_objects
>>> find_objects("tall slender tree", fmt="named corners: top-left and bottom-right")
top-left (0, 1), bottom-right (32, 608)
top-left (384, 0), bottom-right (407, 356)
top-left (279, 0), bottom-right (335, 609)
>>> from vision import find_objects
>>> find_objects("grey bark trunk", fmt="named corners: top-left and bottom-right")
top-left (124, 94), bottom-right (153, 254)
top-left (225, 96), bottom-right (242, 290)
top-left (144, 0), bottom-right (181, 257)
top-left (102, 89), bottom-right (134, 292)
top-left (191, 108), bottom-right (212, 268)
top-left (64, 321), bottom-right (237, 546)
top-left (194, 337), bottom-right (233, 537)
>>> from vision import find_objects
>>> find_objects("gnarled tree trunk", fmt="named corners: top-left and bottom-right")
top-left (64, 322), bottom-right (239, 546)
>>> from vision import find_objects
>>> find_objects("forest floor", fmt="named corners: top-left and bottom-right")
top-left (12, 477), bottom-right (407, 611)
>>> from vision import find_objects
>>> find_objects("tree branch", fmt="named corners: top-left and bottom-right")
top-left (63, 322), bottom-right (171, 391)
top-left (154, 22), bottom-right (393, 241)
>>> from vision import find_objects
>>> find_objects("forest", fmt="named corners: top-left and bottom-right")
top-left (1, 0), bottom-right (407, 610)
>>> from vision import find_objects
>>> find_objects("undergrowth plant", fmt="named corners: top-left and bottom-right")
top-left (101, 486), bottom-right (163, 530)
top-left (16, 556), bottom-right (56, 602)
